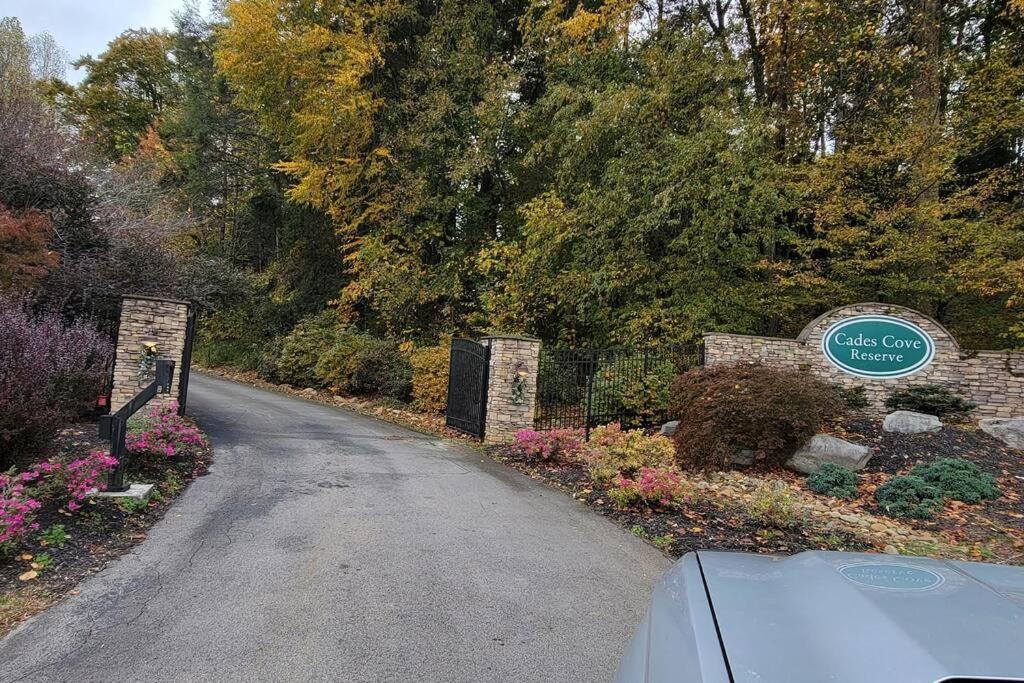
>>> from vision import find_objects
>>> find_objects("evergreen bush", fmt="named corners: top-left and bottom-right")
top-left (885, 385), bottom-right (976, 420)
top-left (910, 458), bottom-right (1000, 504)
top-left (875, 475), bottom-right (944, 519)
top-left (806, 463), bottom-right (859, 499)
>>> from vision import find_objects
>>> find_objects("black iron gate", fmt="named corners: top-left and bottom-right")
top-left (177, 306), bottom-right (197, 416)
top-left (445, 338), bottom-right (490, 438)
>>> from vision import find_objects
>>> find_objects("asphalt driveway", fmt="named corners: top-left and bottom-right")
top-left (0, 373), bottom-right (669, 682)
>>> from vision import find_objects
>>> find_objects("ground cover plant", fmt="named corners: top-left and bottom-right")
top-left (805, 463), bottom-right (859, 500)
top-left (910, 458), bottom-right (1000, 504)
top-left (875, 475), bottom-right (944, 520)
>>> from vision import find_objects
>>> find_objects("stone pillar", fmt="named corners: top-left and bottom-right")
top-left (110, 295), bottom-right (191, 412)
top-left (481, 335), bottom-right (541, 444)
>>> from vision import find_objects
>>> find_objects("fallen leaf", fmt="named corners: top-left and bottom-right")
top-left (18, 570), bottom-right (38, 582)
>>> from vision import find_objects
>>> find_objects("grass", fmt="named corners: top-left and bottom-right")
top-left (0, 588), bottom-right (53, 638)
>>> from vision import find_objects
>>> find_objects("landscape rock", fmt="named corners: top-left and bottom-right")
top-left (659, 421), bottom-right (679, 437)
top-left (978, 418), bottom-right (1024, 450)
top-left (883, 410), bottom-right (943, 434)
top-left (785, 435), bottom-right (871, 474)
top-left (729, 449), bottom-right (756, 467)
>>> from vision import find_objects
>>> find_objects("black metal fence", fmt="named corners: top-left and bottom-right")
top-left (99, 359), bottom-right (175, 492)
top-left (535, 346), bottom-right (698, 436)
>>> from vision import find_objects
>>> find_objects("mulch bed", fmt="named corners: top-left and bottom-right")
top-left (490, 452), bottom-right (869, 559)
top-left (0, 423), bottom-right (212, 636)
top-left (827, 415), bottom-right (1024, 561)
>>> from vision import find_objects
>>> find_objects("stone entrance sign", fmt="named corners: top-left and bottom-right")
top-left (704, 303), bottom-right (1024, 418)
top-left (821, 315), bottom-right (935, 379)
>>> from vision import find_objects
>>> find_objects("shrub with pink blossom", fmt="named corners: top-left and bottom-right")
top-left (126, 402), bottom-right (206, 458)
top-left (510, 428), bottom-right (583, 462)
top-left (18, 451), bottom-right (118, 513)
top-left (0, 472), bottom-right (42, 553)
top-left (607, 467), bottom-right (684, 508)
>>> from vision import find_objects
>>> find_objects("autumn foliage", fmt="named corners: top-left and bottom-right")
top-left (670, 365), bottom-right (846, 470)
top-left (0, 204), bottom-right (57, 290)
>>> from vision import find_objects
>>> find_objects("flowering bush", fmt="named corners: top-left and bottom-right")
top-left (126, 402), bottom-right (206, 458)
top-left (0, 472), bottom-right (41, 552)
top-left (510, 428), bottom-right (583, 462)
top-left (608, 467), bottom-right (683, 508)
top-left (580, 423), bottom-right (677, 485)
top-left (0, 297), bottom-right (113, 466)
top-left (19, 452), bottom-right (118, 512)
top-left (60, 452), bottom-right (119, 511)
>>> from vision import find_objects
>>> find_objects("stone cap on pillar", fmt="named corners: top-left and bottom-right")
top-left (480, 334), bottom-right (541, 343)
top-left (123, 294), bottom-right (193, 307)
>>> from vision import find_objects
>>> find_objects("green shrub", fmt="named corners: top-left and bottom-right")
top-left (256, 337), bottom-right (285, 382)
top-left (806, 463), bottom-right (860, 499)
top-left (747, 481), bottom-right (803, 529)
top-left (590, 359), bottom-right (675, 427)
top-left (315, 332), bottom-right (412, 400)
top-left (910, 458), bottom-right (1000, 504)
top-left (410, 343), bottom-right (450, 413)
top-left (885, 384), bottom-right (976, 420)
top-left (835, 385), bottom-right (869, 411)
top-left (277, 311), bottom-right (345, 387)
top-left (580, 423), bottom-right (677, 486)
top-left (670, 364), bottom-right (846, 470)
top-left (875, 475), bottom-right (944, 519)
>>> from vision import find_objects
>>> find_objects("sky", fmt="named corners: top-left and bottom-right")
top-left (4, 0), bottom-right (183, 83)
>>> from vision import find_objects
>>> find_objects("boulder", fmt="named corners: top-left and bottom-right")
top-left (785, 435), bottom-right (871, 474)
top-left (979, 418), bottom-right (1024, 450)
top-left (730, 449), bottom-right (756, 467)
top-left (883, 410), bottom-right (942, 435)
top-left (660, 421), bottom-right (679, 437)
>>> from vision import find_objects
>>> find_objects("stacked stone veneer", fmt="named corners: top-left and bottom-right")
top-left (481, 336), bottom-right (541, 444)
top-left (704, 303), bottom-right (1024, 418)
top-left (110, 295), bottom-right (191, 412)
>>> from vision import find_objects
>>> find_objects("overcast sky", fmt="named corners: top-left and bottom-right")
top-left (5, 0), bottom-right (184, 83)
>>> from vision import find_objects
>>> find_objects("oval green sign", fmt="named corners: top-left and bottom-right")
top-left (822, 315), bottom-right (935, 378)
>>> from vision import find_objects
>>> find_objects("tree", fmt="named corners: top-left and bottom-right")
top-left (55, 29), bottom-right (179, 160)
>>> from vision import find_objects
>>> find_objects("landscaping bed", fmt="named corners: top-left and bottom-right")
top-left (824, 416), bottom-right (1024, 563)
top-left (0, 410), bottom-right (211, 637)
top-left (493, 452), bottom-right (870, 558)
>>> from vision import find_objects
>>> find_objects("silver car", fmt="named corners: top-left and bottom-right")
top-left (617, 550), bottom-right (1024, 682)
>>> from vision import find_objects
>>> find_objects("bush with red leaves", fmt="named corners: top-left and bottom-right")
top-left (670, 364), bottom-right (845, 470)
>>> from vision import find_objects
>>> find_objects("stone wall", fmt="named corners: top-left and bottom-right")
top-left (110, 295), bottom-right (191, 412)
top-left (704, 303), bottom-right (1024, 418)
top-left (481, 336), bottom-right (541, 444)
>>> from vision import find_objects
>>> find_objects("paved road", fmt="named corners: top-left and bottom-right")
top-left (0, 373), bottom-right (669, 682)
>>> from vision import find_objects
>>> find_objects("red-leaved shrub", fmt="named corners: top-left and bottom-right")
top-left (0, 297), bottom-right (113, 467)
top-left (670, 364), bottom-right (845, 470)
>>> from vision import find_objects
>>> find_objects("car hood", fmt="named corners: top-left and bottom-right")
top-left (698, 550), bottom-right (1024, 683)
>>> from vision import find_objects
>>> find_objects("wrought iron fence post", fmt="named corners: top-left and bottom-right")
top-left (103, 359), bottom-right (175, 493)
top-left (584, 349), bottom-right (597, 441)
